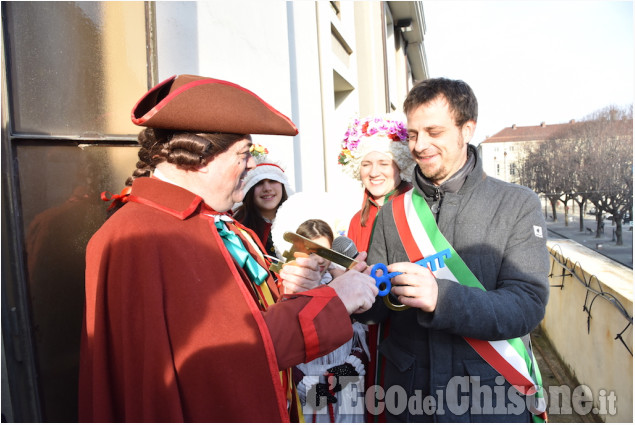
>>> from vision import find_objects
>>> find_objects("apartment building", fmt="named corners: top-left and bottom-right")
top-left (478, 121), bottom-right (579, 183)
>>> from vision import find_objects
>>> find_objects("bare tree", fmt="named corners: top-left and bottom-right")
top-left (573, 107), bottom-right (633, 244)
top-left (556, 138), bottom-right (583, 227)
top-left (519, 104), bottom-right (633, 244)
top-left (519, 132), bottom-right (571, 222)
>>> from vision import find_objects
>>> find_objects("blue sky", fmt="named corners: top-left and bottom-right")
top-left (422, 0), bottom-right (634, 144)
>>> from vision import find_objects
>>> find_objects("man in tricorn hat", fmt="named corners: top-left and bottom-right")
top-left (78, 75), bottom-right (378, 422)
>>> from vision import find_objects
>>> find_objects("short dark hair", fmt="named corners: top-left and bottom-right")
top-left (403, 78), bottom-right (478, 127)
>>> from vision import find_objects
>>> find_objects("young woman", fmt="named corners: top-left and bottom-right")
top-left (338, 115), bottom-right (416, 421)
top-left (338, 115), bottom-right (415, 252)
top-left (233, 148), bottom-right (294, 257)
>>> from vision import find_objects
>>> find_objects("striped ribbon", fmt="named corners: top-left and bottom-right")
top-left (214, 220), bottom-right (269, 286)
top-left (392, 189), bottom-right (547, 422)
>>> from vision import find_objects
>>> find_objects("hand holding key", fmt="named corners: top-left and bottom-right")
top-left (329, 253), bottom-right (378, 315)
top-left (387, 262), bottom-right (439, 312)
top-left (370, 249), bottom-right (451, 312)
top-left (279, 252), bottom-right (322, 294)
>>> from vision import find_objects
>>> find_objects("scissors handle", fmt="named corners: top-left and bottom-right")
top-left (371, 263), bottom-right (402, 297)
top-left (370, 249), bottom-right (452, 312)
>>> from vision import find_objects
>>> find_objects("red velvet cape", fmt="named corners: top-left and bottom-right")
top-left (79, 177), bottom-right (352, 422)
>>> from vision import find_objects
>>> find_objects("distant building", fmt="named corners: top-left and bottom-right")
top-left (478, 120), bottom-right (579, 183)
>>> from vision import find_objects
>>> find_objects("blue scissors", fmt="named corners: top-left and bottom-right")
top-left (370, 248), bottom-right (452, 307)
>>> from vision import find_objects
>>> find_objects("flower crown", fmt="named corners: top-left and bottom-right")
top-left (338, 115), bottom-right (414, 182)
top-left (249, 143), bottom-right (269, 161)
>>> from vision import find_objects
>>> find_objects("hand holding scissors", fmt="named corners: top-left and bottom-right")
top-left (370, 249), bottom-right (452, 311)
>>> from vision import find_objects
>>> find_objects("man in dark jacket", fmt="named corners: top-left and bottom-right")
top-left (356, 78), bottom-right (549, 422)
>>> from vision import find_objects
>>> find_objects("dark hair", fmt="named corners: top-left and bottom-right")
top-left (296, 219), bottom-right (334, 246)
top-left (403, 78), bottom-right (478, 127)
top-left (233, 181), bottom-right (289, 240)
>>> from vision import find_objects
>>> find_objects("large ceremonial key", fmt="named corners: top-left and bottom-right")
top-left (417, 248), bottom-right (452, 272)
top-left (269, 232), bottom-right (359, 274)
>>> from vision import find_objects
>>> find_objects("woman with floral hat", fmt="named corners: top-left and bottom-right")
top-left (338, 115), bottom-right (416, 422)
top-left (338, 115), bottom-right (416, 252)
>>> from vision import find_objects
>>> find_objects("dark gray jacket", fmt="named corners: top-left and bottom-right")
top-left (357, 146), bottom-right (550, 422)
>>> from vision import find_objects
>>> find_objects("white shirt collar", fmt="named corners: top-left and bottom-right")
top-left (152, 167), bottom-right (180, 187)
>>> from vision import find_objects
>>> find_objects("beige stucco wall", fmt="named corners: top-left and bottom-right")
top-left (543, 239), bottom-right (633, 423)
top-left (478, 140), bottom-right (526, 183)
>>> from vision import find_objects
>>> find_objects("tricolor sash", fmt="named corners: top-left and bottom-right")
top-left (392, 189), bottom-right (547, 422)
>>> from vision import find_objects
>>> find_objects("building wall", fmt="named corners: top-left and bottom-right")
top-left (479, 141), bottom-right (525, 183)
top-left (544, 239), bottom-right (633, 423)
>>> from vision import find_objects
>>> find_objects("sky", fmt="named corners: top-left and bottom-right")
top-left (421, 0), bottom-right (634, 145)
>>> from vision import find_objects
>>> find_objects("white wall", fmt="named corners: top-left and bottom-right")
top-left (544, 239), bottom-right (633, 423)
top-left (153, 0), bottom-right (416, 234)
top-left (155, 0), bottom-right (300, 190)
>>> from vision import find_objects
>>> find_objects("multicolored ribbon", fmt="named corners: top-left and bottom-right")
top-left (214, 219), bottom-right (269, 286)
top-left (392, 189), bottom-right (547, 422)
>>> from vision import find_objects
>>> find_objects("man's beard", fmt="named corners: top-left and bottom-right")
top-left (416, 136), bottom-right (465, 184)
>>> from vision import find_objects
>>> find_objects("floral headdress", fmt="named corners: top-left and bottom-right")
top-left (338, 115), bottom-right (415, 182)
top-left (249, 143), bottom-right (269, 161)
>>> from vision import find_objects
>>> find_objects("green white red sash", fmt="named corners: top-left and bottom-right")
top-left (392, 189), bottom-right (547, 422)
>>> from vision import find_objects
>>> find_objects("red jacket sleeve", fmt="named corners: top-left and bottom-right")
top-left (262, 285), bottom-right (353, 370)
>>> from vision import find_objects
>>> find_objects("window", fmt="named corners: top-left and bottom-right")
top-left (2, 2), bottom-right (152, 421)
top-left (4, 1), bottom-right (148, 137)
top-left (14, 144), bottom-right (140, 420)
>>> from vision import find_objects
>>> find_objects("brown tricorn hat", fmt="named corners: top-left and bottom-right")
top-left (131, 75), bottom-right (298, 136)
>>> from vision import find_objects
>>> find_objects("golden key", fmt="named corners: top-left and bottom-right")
top-left (269, 232), bottom-right (359, 274)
